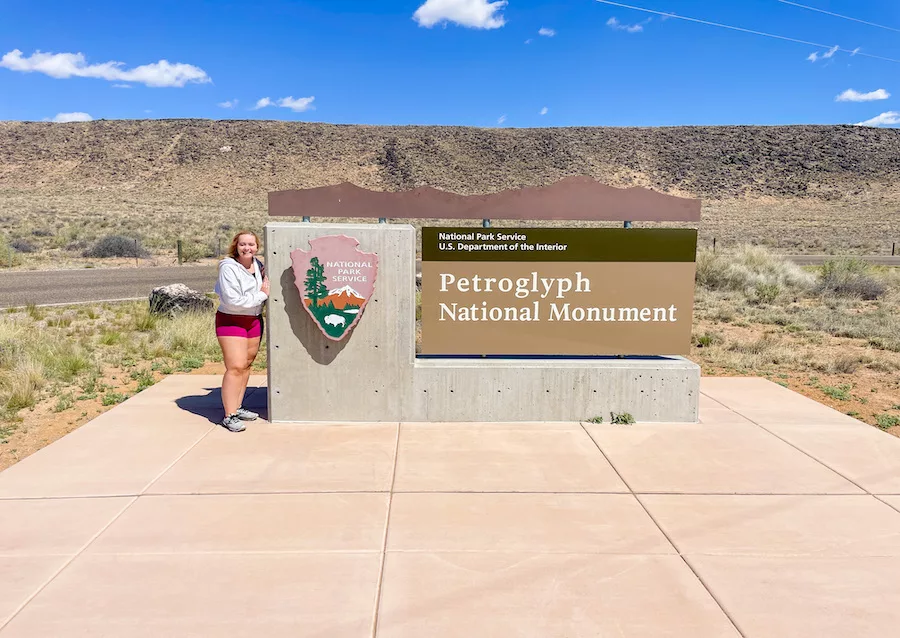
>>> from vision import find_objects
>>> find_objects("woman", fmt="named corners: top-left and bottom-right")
top-left (214, 230), bottom-right (270, 432)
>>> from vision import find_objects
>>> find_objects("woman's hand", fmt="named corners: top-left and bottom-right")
top-left (261, 276), bottom-right (270, 296)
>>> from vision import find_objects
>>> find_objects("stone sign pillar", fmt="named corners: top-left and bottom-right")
top-left (265, 222), bottom-right (415, 422)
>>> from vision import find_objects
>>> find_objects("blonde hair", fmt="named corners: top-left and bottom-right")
top-left (228, 230), bottom-right (261, 260)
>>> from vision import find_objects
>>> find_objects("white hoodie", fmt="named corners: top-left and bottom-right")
top-left (214, 257), bottom-right (267, 316)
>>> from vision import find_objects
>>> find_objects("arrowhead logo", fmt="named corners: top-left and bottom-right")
top-left (290, 235), bottom-right (379, 341)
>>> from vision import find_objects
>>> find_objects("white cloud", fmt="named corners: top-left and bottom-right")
top-left (850, 47), bottom-right (861, 56)
top-left (218, 99), bottom-right (239, 108)
top-left (807, 44), bottom-right (839, 62)
top-left (524, 38), bottom-right (533, 44)
top-left (607, 17), bottom-right (649, 33)
top-left (497, 114), bottom-right (507, 124)
top-left (278, 96), bottom-right (315, 112)
top-left (51, 112), bottom-right (92, 123)
top-left (413, 0), bottom-right (507, 29)
top-left (112, 83), bottom-right (131, 89)
top-left (836, 88), bottom-right (890, 103)
top-left (540, 106), bottom-right (548, 115)
top-left (252, 96), bottom-right (315, 112)
top-left (538, 27), bottom-right (556, 37)
top-left (0, 49), bottom-right (210, 87)
top-left (855, 111), bottom-right (900, 127)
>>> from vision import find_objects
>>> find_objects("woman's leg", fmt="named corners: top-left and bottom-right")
top-left (218, 336), bottom-right (249, 415)
top-left (238, 336), bottom-right (262, 407)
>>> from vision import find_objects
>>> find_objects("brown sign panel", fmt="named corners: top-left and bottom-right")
top-left (420, 228), bottom-right (697, 356)
top-left (268, 176), bottom-right (701, 222)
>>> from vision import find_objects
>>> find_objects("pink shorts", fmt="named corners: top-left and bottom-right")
top-left (215, 312), bottom-right (263, 339)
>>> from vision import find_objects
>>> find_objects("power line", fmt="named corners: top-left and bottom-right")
top-left (778, 1), bottom-right (900, 34)
top-left (594, 0), bottom-right (900, 63)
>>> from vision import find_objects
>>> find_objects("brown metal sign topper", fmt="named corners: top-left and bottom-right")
top-left (268, 176), bottom-right (701, 222)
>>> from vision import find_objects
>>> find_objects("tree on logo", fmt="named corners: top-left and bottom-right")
top-left (305, 256), bottom-right (328, 306)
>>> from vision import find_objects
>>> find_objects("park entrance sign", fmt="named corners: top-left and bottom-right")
top-left (265, 177), bottom-right (704, 423)
top-left (421, 227), bottom-right (697, 355)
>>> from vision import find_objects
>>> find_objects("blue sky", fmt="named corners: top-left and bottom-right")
top-left (1, 0), bottom-right (898, 127)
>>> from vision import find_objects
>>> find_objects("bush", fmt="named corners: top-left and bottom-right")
top-left (83, 235), bottom-right (149, 258)
top-left (696, 245), bottom-right (814, 296)
top-left (179, 241), bottom-right (214, 263)
top-left (0, 234), bottom-right (22, 267)
top-left (817, 258), bottom-right (886, 300)
top-left (11, 238), bottom-right (36, 253)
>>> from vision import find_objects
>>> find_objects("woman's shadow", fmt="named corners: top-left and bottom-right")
top-left (175, 385), bottom-right (268, 423)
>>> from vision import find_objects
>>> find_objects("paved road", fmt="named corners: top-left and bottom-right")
top-left (2, 255), bottom-right (898, 308)
top-left (0, 266), bottom-right (218, 309)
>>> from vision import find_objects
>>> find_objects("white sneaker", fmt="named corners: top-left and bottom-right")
top-left (221, 414), bottom-right (246, 432)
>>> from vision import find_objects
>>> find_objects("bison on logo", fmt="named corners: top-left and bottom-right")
top-left (290, 235), bottom-right (378, 341)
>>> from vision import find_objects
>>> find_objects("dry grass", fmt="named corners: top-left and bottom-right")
top-left (692, 248), bottom-right (900, 431)
top-left (0, 301), bottom-right (245, 468)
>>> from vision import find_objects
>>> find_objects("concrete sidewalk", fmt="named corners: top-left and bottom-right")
top-left (1, 375), bottom-right (899, 637)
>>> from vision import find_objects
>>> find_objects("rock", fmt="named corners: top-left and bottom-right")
top-left (149, 283), bottom-right (214, 315)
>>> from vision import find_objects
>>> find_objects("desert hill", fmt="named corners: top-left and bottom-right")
top-left (1, 119), bottom-right (898, 258)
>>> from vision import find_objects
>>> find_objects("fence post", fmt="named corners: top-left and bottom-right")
top-left (217, 238), bottom-right (221, 257)
top-left (134, 239), bottom-right (139, 267)
top-left (713, 237), bottom-right (717, 253)
top-left (893, 242), bottom-right (896, 257)
top-left (177, 240), bottom-right (183, 265)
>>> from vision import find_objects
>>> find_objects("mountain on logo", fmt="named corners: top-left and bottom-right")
top-left (305, 285), bottom-right (366, 309)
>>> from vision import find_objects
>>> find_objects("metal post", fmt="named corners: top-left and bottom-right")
top-left (893, 242), bottom-right (896, 256)
top-left (482, 219), bottom-right (491, 228)
top-left (623, 221), bottom-right (633, 229)
top-left (217, 238), bottom-right (221, 257)
top-left (177, 239), bottom-right (183, 265)
top-left (713, 237), bottom-right (717, 253)
top-left (134, 239), bottom-right (138, 267)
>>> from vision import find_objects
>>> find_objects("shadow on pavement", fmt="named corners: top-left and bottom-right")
top-left (175, 386), bottom-right (268, 423)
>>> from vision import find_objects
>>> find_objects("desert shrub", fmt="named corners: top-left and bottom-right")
top-left (31, 228), bottom-right (53, 238)
top-left (179, 241), bottom-right (213, 263)
top-left (1, 357), bottom-right (45, 413)
top-left (692, 331), bottom-right (723, 348)
top-left (753, 282), bottom-right (781, 305)
top-left (696, 245), bottom-right (814, 297)
top-left (817, 259), bottom-right (885, 300)
top-left (11, 238), bottom-right (36, 253)
top-left (0, 234), bottom-right (22, 267)
top-left (83, 235), bottom-right (149, 258)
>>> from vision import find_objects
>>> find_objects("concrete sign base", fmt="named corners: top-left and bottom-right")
top-left (265, 222), bottom-right (700, 423)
